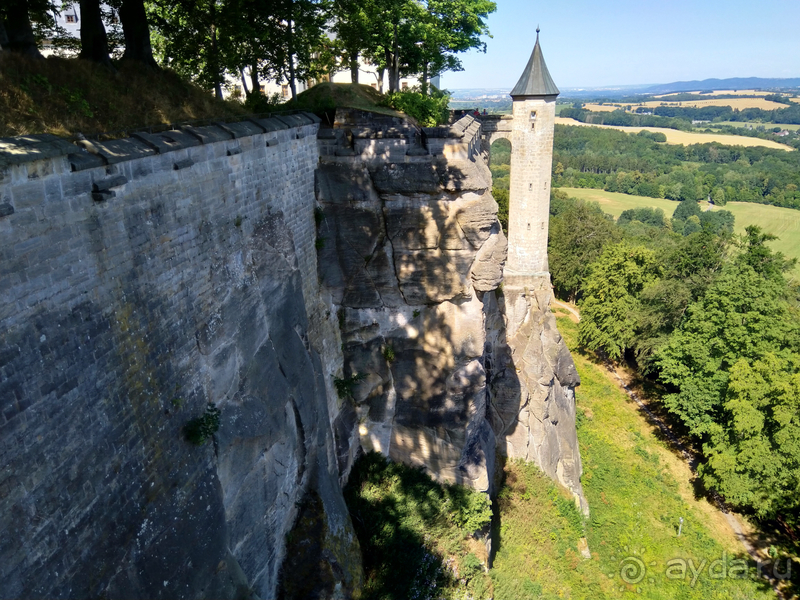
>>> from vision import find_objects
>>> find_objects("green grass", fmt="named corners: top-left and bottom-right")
top-left (0, 53), bottom-right (246, 137)
top-left (344, 451), bottom-right (493, 599)
top-left (289, 82), bottom-right (406, 122)
top-left (487, 315), bottom-right (777, 600)
top-left (559, 187), bottom-right (800, 279)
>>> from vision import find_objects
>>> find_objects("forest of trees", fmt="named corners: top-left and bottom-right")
top-left (552, 125), bottom-right (800, 209)
top-left (0, 0), bottom-right (496, 100)
top-left (548, 194), bottom-right (800, 532)
top-left (563, 102), bottom-right (800, 127)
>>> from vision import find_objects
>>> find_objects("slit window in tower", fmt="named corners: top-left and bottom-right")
top-left (530, 111), bottom-right (537, 130)
top-left (529, 183), bottom-right (532, 191)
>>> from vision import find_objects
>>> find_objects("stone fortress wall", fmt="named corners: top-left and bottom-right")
top-left (0, 115), bottom-right (363, 599)
top-left (0, 108), bottom-right (585, 598)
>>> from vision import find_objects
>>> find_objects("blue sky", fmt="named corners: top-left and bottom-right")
top-left (440, 0), bottom-right (800, 89)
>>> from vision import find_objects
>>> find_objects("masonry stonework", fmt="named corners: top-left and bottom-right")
top-left (0, 116), bottom-right (363, 599)
top-left (506, 96), bottom-right (557, 276)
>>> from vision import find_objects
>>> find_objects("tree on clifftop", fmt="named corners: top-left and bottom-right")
top-left (0, 0), bottom-right (45, 57)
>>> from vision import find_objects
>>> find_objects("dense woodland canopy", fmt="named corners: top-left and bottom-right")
top-left (0, 0), bottom-right (496, 100)
top-left (547, 193), bottom-right (800, 532)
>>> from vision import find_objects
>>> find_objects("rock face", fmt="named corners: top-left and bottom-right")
top-left (486, 283), bottom-right (588, 513)
top-left (315, 115), bottom-right (587, 511)
top-left (316, 152), bottom-right (507, 492)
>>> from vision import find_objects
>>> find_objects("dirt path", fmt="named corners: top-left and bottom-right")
top-left (552, 299), bottom-right (787, 597)
top-left (551, 299), bottom-right (580, 322)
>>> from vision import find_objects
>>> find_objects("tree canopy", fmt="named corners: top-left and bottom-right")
top-left (2, 0), bottom-right (496, 99)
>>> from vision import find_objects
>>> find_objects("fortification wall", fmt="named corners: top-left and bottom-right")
top-left (0, 116), bottom-right (362, 599)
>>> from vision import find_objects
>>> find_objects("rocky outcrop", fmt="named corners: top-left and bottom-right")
top-left (316, 148), bottom-right (508, 493)
top-left (486, 283), bottom-right (588, 514)
top-left (315, 114), bottom-right (587, 513)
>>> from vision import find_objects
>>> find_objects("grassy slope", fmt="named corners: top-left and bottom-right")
top-left (554, 118), bottom-right (794, 151)
top-left (489, 314), bottom-right (776, 600)
top-left (559, 187), bottom-right (800, 279)
top-left (288, 82), bottom-right (406, 120)
top-left (0, 53), bottom-right (247, 138)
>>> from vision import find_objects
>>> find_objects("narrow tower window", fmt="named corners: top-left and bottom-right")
top-left (530, 111), bottom-right (537, 130)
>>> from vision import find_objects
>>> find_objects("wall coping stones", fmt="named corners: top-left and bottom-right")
top-left (0, 112), bottom-right (320, 171)
top-left (216, 120), bottom-right (266, 139)
top-left (0, 134), bottom-right (76, 167)
top-left (82, 137), bottom-right (156, 165)
top-left (132, 129), bottom-right (202, 153)
top-left (275, 114), bottom-right (315, 128)
top-left (182, 124), bottom-right (234, 144)
top-left (254, 117), bottom-right (290, 133)
top-left (68, 151), bottom-right (106, 171)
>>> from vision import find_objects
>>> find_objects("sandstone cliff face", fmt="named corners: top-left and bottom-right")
top-left (315, 156), bottom-right (505, 492)
top-left (487, 284), bottom-right (588, 513)
top-left (315, 115), bottom-right (587, 511)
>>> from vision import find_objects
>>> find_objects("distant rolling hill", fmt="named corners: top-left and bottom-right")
top-left (644, 77), bottom-right (800, 94)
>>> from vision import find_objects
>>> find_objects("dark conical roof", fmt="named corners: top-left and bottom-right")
top-left (510, 29), bottom-right (559, 98)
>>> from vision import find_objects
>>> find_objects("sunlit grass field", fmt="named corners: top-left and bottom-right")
top-left (487, 315), bottom-right (778, 599)
top-left (559, 187), bottom-right (800, 279)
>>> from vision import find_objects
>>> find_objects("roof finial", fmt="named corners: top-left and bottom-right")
top-left (536, 25), bottom-right (540, 37)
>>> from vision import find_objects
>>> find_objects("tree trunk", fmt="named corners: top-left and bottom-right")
top-left (209, 0), bottom-right (222, 99)
top-left (119, 0), bottom-right (157, 67)
top-left (0, 16), bottom-right (10, 50)
top-left (2, 0), bottom-right (43, 57)
top-left (79, 0), bottom-right (113, 66)
top-left (286, 0), bottom-right (297, 100)
top-left (422, 61), bottom-right (428, 95)
top-left (384, 48), bottom-right (394, 93)
top-left (250, 63), bottom-right (259, 95)
top-left (349, 50), bottom-right (358, 84)
top-left (390, 22), bottom-right (399, 93)
top-left (377, 66), bottom-right (384, 93)
top-left (240, 68), bottom-right (250, 95)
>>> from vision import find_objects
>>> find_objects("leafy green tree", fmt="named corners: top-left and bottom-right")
top-left (548, 200), bottom-right (620, 303)
top-left (577, 242), bottom-right (660, 360)
top-left (148, 0), bottom-right (228, 97)
top-left (672, 198), bottom-right (702, 223)
top-left (633, 229), bottom-right (729, 370)
top-left (330, 0), bottom-right (371, 83)
top-left (0, 0), bottom-right (45, 57)
top-left (738, 225), bottom-right (797, 283)
top-left (700, 353), bottom-right (800, 525)
top-left (617, 206), bottom-right (667, 228)
top-left (698, 209), bottom-right (734, 236)
top-left (655, 262), bottom-right (797, 436)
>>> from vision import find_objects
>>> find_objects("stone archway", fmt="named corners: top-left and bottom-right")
top-left (478, 115), bottom-right (513, 162)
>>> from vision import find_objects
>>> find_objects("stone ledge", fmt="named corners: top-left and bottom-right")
top-left (0, 112), bottom-right (319, 168)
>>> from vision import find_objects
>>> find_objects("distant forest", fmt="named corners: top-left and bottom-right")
top-left (551, 125), bottom-right (800, 210)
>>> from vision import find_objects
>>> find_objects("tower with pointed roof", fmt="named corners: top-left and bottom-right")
top-left (505, 28), bottom-right (559, 279)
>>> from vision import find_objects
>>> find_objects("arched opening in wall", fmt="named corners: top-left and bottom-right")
top-left (489, 137), bottom-right (511, 233)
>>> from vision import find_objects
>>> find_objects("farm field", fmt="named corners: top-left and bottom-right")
top-left (554, 118), bottom-right (794, 150)
top-left (583, 97), bottom-right (788, 111)
top-left (582, 103), bottom-right (619, 112)
top-left (559, 187), bottom-right (800, 279)
top-left (654, 89), bottom-right (772, 98)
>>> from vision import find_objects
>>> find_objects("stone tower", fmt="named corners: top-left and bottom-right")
top-left (506, 29), bottom-right (559, 280)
